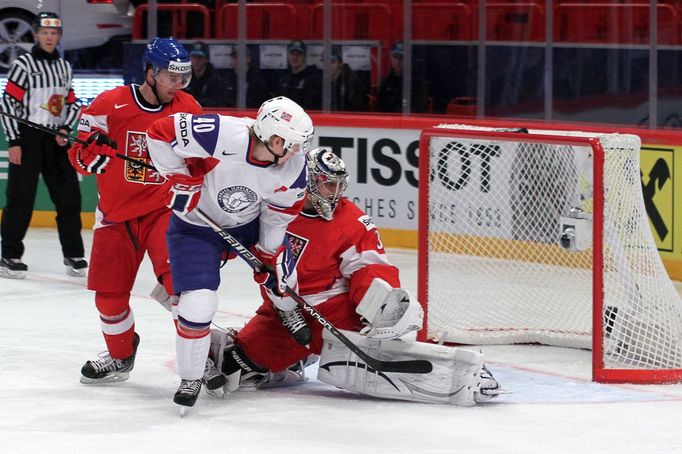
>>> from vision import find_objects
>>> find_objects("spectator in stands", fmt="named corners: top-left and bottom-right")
top-left (225, 46), bottom-right (271, 109)
top-left (377, 42), bottom-right (429, 114)
top-left (276, 40), bottom-right (322, 110)
top-left (184, 41), bottom-right (228, 108)
top-left (330, 47), bottom-right (368, 112)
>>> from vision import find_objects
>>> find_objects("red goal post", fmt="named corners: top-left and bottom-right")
top-left (417, 125), bottom-right (682, 383)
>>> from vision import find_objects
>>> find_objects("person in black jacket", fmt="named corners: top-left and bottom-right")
top-left (224, 47), bottom-right (271, 109)
top-left (377, 42), bottom-right (429, 114)
top-left (0, 12), bottom-right (86, 279)
top-left (276, 40), bottom-right (322, 110)
top-left (330, 48), bottom-right (368, 112)
top-left (184, 41), bottom-right (228, 108)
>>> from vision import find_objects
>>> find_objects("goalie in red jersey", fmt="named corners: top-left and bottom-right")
top-left (205, 148), bottom-right (503, 406)
top-left (67, 37), bottom-right (202, 385)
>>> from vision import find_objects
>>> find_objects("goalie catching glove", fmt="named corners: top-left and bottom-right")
top-left (356, 278), bottom-right (424, 340)
top-left (75, 131), bottom-right (117, 174)
top-left (166, 173), bottom-right (203, 215)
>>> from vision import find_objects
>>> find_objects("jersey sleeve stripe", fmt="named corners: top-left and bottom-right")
top-left (4, 81), bottom-right (25, 102)
top-left (66, 89), bottom-right (77, 104)
top-left (339, 247), bottom-right (391, 277)
top-left (77, 113), bottom-right (109, 133)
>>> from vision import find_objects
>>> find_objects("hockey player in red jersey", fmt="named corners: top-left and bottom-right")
top-left (68, 37), bottom-right (202, 385)
top-left (207, 148), bottom-right (503, 406)
top-left (146, 96), bottom-right (315, 410)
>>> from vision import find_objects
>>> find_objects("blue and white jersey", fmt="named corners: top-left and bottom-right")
top-left (147, 113), bottom-right (308, 253)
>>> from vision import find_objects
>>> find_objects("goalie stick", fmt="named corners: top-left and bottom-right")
top-left (0, 109), bottom-right (157, 172)
top-left (193, 207), bottom-right (434, 375)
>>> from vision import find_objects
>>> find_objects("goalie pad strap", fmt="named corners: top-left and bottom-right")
top-left (317, 329), bottom-right (484, 406)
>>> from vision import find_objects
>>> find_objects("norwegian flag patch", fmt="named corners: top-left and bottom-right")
top-left (280, 111), bottom-right (293, 122)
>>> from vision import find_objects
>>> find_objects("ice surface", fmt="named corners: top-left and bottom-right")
top-left (2, 229), bottom-right (682, 453)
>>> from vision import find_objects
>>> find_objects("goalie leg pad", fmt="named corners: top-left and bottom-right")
top-left (221, 344), bottom-right (269, 392)
top-left (317, 329), bottom-right (497, 406)
top-left (356, 278), bottom-right (424, 339)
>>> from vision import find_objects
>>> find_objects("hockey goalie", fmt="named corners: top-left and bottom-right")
top-left (203, 148), bottom-right (502, 406)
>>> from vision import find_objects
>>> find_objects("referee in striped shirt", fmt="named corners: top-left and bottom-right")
top-left (0, 12), bottom-right (86, 279)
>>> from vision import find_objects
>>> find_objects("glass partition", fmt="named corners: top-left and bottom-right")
top-left (112, 0), bottom-right (682, 129)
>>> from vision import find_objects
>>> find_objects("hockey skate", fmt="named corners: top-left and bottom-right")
top-left (80, 333), bottom-right (140, 384)
top-left (0, 258), bottom-right (27, 279)
top-left (473, 365), bottom-right (504, 403)
top-left (174, 379), bottom-right (202, 412)
top-left (202, 357), bottom-right (227, 397)
top-left (64, 257), bottom-right (88, 277)
top-left (277, 307), bottom-right (312, 345)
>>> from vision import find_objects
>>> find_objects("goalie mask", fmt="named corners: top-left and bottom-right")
top-left (306, 148), bottom-right (348, 220)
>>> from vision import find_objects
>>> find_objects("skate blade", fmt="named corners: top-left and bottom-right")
top-left (80, 372), bottom-right (130, 384)
top-left (179, 405), bottom-right (190, 417)
top-left (66, 267), bottom-right (86, 277)
top-left (485, 387), bottom-right (512, 396)
top-left (0, 268), bottom-right (26, 279)
top-left (257, 376), bottom-right (308, 390)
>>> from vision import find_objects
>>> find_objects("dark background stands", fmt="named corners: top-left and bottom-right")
top-left (224, 48), bottom-right (271, 109)
top-left (330, 50), bottom-right (368, 112)
top-left (378, 42), bottom-right (429, 113)
top-left (184, 41), bottom-right (228, 108)
top-left (276, 40), bottom-right (322, 110)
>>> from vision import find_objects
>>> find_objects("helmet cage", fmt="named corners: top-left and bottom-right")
top-left (306, 148), bottom-right (348, 220)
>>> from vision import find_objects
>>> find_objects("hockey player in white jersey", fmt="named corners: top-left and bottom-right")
top-left (146, 96), bottom-right (314, 410)
top-left (205, 148), bottom-right (502, 406)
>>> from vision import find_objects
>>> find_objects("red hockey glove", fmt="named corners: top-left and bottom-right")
top-left (166, 173), bottom-right (204, 215)
top-left (75, 131), bottom-right (118, 174)
top-left (253, 244), bottom-right (295, 296)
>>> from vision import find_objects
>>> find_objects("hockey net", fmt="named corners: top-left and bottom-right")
top-left (418, 125), bottom-right (682, 383)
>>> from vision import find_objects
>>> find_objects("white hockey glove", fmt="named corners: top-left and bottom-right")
top-left (356, 278), bottom-right (424, 340)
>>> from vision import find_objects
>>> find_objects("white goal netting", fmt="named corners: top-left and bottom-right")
top-left (420, 125), bottom-right (682, 376)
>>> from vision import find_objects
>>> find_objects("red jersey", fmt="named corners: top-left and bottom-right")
top-left (279, 198), bottom-right (401, 308)
top-left (68, 85), bottom-right (202, 226)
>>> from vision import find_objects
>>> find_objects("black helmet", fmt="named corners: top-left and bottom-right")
top-left (33, 12), bottom-right (62, 32)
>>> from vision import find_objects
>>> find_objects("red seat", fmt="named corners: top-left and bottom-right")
top-left (485, 2), bottom-right (545, 42)
top-left (554, 3), bottom-right (679, 45)
top-left (133, 3), bottom-right (211, 40)
top-left (215, 3), bottom-right (308, 40)
top-left (411, 3), bottom-right (472, 41)
top-left (310, 3), bottom-right (393, 44)
top-left (446, 97), bottom-right (477, 117)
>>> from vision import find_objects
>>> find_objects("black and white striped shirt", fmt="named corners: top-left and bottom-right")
top-left (0, 45), bottom-right (80, 146)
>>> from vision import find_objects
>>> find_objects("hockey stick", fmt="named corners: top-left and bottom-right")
top-left (0, 109), bottom-right (157, 171)
top-left (193, 208), bottom-right (434, 374)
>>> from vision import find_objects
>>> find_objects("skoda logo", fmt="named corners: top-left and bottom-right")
top-left (218, 186), bottom-right (258, 213)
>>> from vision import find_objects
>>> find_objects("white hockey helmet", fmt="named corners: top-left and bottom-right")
top-left (253, 96), bottom-right (314, 155)
top-left (306, 147), bottom-right (348, 220)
